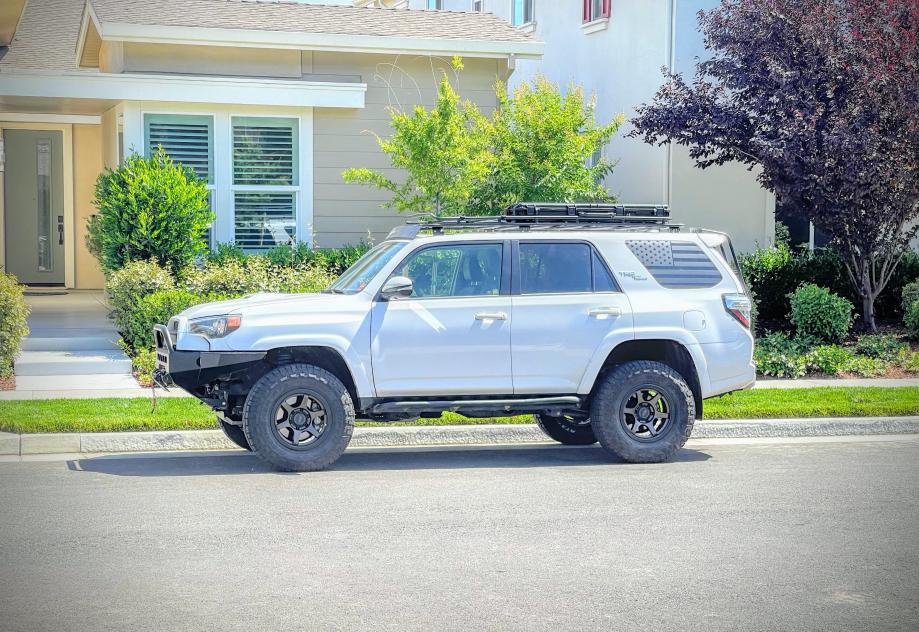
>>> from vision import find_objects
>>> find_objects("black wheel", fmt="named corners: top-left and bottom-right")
top-left (534, 413), bottom-right (597, 445)
top-left (242, 364), bottom-right (354, 472)
top-left (590, 361), bottom-right (695, 463)
top-left (218, 416), bottom-right (252, 451)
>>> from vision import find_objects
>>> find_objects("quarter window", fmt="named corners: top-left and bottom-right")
top-left (626, 240), bottom-right (723, 288)
top-left (392, 244), bottom-right (503, 298)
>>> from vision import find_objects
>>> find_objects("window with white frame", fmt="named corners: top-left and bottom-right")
top-left (583, 0), bottom-right (610, 23)
top-left (427, 0), bottom-right (443, 9)
top-left (231, 116), bottom-right (299, 252)
top-left (144, 113), bottom-right (215, 246)
top-left (472, 0), bottom-right (484, 11)
top-left (511, 0), bottom-right (533, 25)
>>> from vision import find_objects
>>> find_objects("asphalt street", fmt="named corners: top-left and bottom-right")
top-left (1, 436), bottom-right (918, 631)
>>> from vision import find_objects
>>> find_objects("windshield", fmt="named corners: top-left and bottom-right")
top-left (327, 241), bottom-right (408, 294)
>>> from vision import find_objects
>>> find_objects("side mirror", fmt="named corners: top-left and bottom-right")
top-left (380, 276), bottom-right (413, 300)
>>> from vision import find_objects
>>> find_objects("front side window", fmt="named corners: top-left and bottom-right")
top-left (232, 116), bottom-right (298, 251)
top-left (392, 243), bottom-right (503, 298)
top-left (512, 0), bottom-right (533, 25)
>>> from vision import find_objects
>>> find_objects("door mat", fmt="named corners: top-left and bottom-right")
top-left (24, 291), bottom-right (68, 296)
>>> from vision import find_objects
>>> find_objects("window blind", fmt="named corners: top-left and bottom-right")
top-left (234, 192), bottom-right (296, 251)
top-left (232, 117), bottom-right (298, 186)
top-left (144, 114), bottom-right (213, 182)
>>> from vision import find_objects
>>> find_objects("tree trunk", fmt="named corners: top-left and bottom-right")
top-left (862, 293), bottom-right (877, 333)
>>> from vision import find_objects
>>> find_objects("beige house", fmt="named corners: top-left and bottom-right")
top-left (0, 0), bottom-right (541, 289)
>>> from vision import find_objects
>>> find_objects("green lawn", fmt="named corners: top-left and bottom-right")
top-left (0, 387), bottom-right (916, 434)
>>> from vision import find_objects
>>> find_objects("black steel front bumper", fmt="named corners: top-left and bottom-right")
top-left (153, 324), bottom-right (266, 396)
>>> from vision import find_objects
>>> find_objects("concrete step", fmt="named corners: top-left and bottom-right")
top-left (13, 373), bottom-right (141, 392)
top-left (21, 334), bottom-right (122, 352)
top-left (14, 350), bottom-right (133, 376)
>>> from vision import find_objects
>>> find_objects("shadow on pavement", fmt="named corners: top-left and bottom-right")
top-left (67, 445), bottom-right (711, 477)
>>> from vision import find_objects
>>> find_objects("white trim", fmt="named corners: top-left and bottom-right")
top-left (0, 113), bottom-right (101, 124)
top-left (0, 71), bottom-right (367, 109)
top-left (517, 22), bottom-right (537, 35)
top-left (93, 22), bottom-right (544, 60)
top-left (581, 17), bottom-right (609, 35)
top-left (298, 109), bottom-right (314, 249)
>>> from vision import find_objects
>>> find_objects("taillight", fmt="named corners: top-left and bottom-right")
top-left (723, 293), bottom-right (752, 328)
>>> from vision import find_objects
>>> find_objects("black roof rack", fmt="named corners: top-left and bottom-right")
top-left (386, 203), bottom-right (677, 240)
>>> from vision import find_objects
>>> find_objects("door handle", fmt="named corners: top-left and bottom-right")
top-left (475, 312), bottom-right (507, 321)
top-left (588, 307), bottom-right (622, 318)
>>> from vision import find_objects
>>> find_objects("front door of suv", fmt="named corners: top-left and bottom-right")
top-left (370, 241), bottom-right (512, 397)
top-left (511, 241), bottom-right (633, 394)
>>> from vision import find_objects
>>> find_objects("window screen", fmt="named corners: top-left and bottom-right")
top-left (626, 240), bottom-right (722, 288)
top-left (520, 243), bottom-right (593, 294)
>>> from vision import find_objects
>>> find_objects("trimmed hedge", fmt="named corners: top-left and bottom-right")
top-left (0, 271), bottom-right (30, 379)
top-left (789, 283), bottom-right (853, 343)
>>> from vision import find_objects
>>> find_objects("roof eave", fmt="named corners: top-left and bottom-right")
top-left (96, 22), bottom-right (544, 60)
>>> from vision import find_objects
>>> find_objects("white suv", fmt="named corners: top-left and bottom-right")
top-left (154, 204), bottom-right (754, 471)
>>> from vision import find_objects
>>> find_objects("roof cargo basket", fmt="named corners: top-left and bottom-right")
top-left (504, 203), bottom-right (670, 224)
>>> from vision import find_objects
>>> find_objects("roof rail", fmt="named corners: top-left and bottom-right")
top-left (385, 203), bottom-right (677, 240)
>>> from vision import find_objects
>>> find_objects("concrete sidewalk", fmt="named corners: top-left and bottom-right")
top-left (2, 376), bottom-right (916, 401)
top-left (2, 416), bottom-right (918, 457)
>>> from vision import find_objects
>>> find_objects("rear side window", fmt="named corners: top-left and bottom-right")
top-left (626, 240), bottom-right (722, 288)
top-left (519, 242), bottom-right (620, 294)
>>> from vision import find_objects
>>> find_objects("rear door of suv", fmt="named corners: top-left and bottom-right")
top-left (510, 240), bottom-right (634, 394)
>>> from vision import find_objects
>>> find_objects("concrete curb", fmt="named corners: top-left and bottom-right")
top-left (2, 416), bottom-right (918, 456)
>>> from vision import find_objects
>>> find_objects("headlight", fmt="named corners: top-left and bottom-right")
top-left (189, 315), bottom-right (242, 338)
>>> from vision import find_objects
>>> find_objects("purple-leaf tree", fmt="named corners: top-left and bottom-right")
top-left (631, 0), bottom-right (919, 331)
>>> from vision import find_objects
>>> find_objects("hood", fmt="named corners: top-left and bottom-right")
top-left (177, 292), bottom-right (345, 321)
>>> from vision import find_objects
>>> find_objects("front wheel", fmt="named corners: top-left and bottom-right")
top-left (534, 413), bottom-right (597, 445)
top-left (242, 364), bottom-right (354, 472)
top-left (590, 361), bottom-right (695, 463)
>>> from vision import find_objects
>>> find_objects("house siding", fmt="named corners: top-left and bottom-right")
top-left (312, 53), bottom-right (504, 247)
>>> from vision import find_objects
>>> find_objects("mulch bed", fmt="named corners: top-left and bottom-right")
top-left (0, 376), bottom-right (15, 391)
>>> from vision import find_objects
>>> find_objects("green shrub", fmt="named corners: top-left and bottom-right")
top-left (132, 347), bottom-right (158, 386)
top-left (899, 350), bottom-right (919, 373)
top-left (806, 345), bottom-right (854, 375)
top-left (854, 334), bottom-right (908, 362)
top-left (843, 355), bottom-right (888, 378)
top-left (184, 257), bottom-right (334, 296)
top-left (789, 283), bottom-right (853, 343)
top-left (753, 332), bottom-right (811, 378)
top-left (741, 244), bottom-right (796, 321)
top-left (122, 289), bottom-right (202, 353)
top-left (0, 271), bottom-right (30, 379)
top-left (105, 259), bottom-right (176, 334)
top-left (88, 148), bottom-right (214, 274)
top-left (905, 300), bottom-right (919, 341)
top-left (902, 280), bottom-right (919, 316)
top-left (206, 243), bottom-right (246, 266)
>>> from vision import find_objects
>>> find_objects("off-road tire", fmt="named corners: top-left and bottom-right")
top-left (218, 416), bottom-right (252, 451)
top-left (534, 414), bottom-right (597, 445)
top-left (590, 360), bottom-right (695, 463)
top-left (242, 363), bottom-right (354, 472)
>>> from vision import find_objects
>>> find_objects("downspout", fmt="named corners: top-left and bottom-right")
top-left (664, 0), bottom-right (676, 207)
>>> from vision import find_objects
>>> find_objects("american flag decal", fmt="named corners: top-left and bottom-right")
top-left (626, 240), bottom-right (723, 288)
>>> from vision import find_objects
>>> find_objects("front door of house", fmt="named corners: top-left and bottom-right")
top-left (3, 129), bottom-right (65, 285)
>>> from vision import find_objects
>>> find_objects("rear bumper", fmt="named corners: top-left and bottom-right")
top-left (153, 324), bottom-right (265, 396)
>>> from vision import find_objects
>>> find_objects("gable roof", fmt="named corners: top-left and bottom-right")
top-left (0, 0), bottom-right (84, 71)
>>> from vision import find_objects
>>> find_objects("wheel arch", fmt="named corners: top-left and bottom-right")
top-left (588, 339), bottom-right (704, 418)
top-left (263, 346), bottom-right (361, 409)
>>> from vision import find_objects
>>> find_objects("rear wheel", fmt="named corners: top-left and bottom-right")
top-left (217, 416), bottom-right (251, 451)
top-left (534, 413), bottom-right (597, 445)
top-left (590, 361), bottom-right (695, 463)
top-left (243, 364), bottom-right (354, 472)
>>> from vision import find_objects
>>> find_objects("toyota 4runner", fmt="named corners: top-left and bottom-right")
top-left (154, 203), bottom-right (755, 471)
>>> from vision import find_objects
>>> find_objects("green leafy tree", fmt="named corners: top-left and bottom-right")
top-left (88, 147), bottom-right (214, 274)
top-left (469, 77), bottom-right (622, 214)
top-left (343, 76), bottom-right (490, 215)
top-left (343, 75), bottom-right (622, 216)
